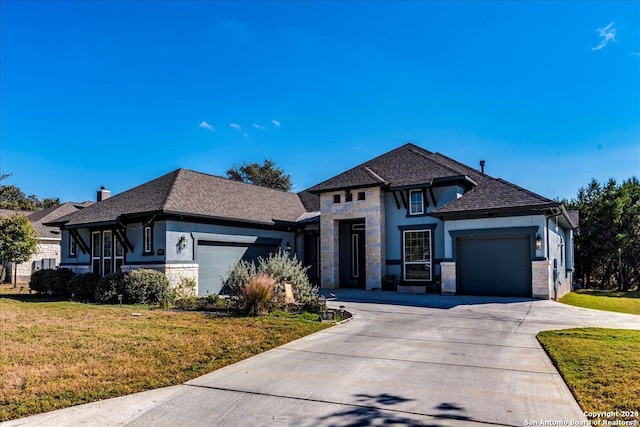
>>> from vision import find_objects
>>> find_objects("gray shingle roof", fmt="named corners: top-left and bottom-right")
top-left (28, 202), bottom-right (93, 238)
top-left (52, 169), bottom-right (309, 227)
top-left (306, 142), bottom-right (561, 215)
top-left (307, 144), bottom-right (474, 193)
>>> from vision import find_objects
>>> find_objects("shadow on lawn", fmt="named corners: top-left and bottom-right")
top-left (313, 393), bottom-right (472, 427)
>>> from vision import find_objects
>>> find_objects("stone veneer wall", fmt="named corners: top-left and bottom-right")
top-left (440, 262), bottom-right (456, 294)
top-left (320, 186), bottom-right (385, 290)
top-left (14, 240), bottom-right (60, 284)
top-left (532, 260), bottom-right (551, 299)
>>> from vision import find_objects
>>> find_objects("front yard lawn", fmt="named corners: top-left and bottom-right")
top-left (559, 290), bottom-right (640, 315)
top-left (537, 328), bottom-right (640, 423)
top-left (0, 297), bottom-right (329, 421)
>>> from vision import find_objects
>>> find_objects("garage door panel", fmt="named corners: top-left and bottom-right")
top-left (197, 242), bottom-right (278, 296)
top-left (457, 236), bottom-right (531, 298)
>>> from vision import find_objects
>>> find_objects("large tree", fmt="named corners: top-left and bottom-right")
top-left (0, 175), bottom-right (60, 210)
top-left (566, 177), bottom-right (640, 291)
top-left (226, 159), bottom-right (293, 192)
top-left (0, 213), bottom-right (38, 286)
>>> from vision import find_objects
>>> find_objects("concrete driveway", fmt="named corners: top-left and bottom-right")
top-left (4, 290), bottom-right (639, 427)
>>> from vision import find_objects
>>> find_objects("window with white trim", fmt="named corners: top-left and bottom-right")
top-left (409, 190), bottom-right (424, 215)
top-left (69, 235), bottom-right (77, 257)
top-left (92, 231), bottom-right (101, 274)
top-left (143, 226), bottom-right (153, 254)
top-left (403, 229), bottom-right (432, 281)
top-left (103, 230), bottom-right (113, 276)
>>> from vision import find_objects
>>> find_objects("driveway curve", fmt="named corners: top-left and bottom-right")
top-left (4, 290), bottom-right (639, 427)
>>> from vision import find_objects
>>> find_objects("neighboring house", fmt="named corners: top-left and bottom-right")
top-left (48, 169), bottom-right (317, 295)
top-left (49, 143), bottom-right (578, 299)
top-left (1, 203), bottom-right (93, 284)
top-left (306, 143), bottom-right (578, 299)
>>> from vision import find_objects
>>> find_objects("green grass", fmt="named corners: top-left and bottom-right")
top-left (559, 290), bottom-right (640, 315)
top-left (538, 328), bottom-right (640, 423)
top-left (0, 298), bottom-right (330, 421)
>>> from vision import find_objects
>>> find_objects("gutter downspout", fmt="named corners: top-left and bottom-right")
top-left (545, 208), bottom-right (562, 299)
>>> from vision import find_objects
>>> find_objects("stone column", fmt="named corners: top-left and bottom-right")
top-left (441, 262), bottom-right (456, 294)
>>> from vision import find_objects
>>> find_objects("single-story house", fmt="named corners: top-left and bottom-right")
top-left (1, 202), bottom-right (92, 284)
top-left (49, 143), bottom-right (578, 299)
top-left (48, 170), bottom-right (318, 295)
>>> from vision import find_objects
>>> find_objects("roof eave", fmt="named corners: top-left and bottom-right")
top-left (431, 202), bottom-right (562, 219)
top-left (307, 182), bottom-right (386, 195)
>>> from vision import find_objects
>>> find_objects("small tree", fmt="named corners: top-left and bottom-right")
top-left (226, 159), bottom-right (293, 192)
top-left (0, 213), bottom-right (38, 286)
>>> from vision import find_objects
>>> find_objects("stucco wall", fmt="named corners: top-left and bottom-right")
top-left (444, 215), bottom-right (547, 260)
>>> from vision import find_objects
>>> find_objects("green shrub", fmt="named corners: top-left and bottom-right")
top-left (168, 276), bottom-right (197, 308)
top-left (125, 269), bottom-right (170, 304)
top-left (223, 259), bottom-right (257, 296)
top-left (69, 273), bottom-right (101, 302)
top-left (241, 274), bottom-right (276, 316)
top-left (224, 250), bottom-right (318, 305)
top-left (28, 268), bottom-right (75, 297)
top-left (95, 272), bottom-right (127, 304)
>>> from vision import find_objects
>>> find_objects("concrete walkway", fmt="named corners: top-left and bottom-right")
top-left (4, 290), bottom-right (639, 427)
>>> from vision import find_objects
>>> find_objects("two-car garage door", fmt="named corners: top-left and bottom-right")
top-left (196, 241), bottom-right (279, 296)
top-left (456, 235), bottom-right (532, 298)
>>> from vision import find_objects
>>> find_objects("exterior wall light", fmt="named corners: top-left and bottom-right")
top-left (285, 241), bottom-right (292, 252)
top-left (535, 234), bottom-right (542, 251)
top-left (178, 235), bottom-right (187, 251)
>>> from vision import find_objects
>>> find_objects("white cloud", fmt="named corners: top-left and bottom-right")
top-left (252, 123), bottom-right (265, 130)
top-left (230, 123), bottom-right (242, 130)
top-left (271, 120), bottom-right (281, 127)
top-left (592, 22), bottom-right (617, 51)
top-left (198, 121), bottom-right (215, 131)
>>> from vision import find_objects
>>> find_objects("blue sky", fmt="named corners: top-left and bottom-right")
top-left (1, 1), bottom-right (638, 203)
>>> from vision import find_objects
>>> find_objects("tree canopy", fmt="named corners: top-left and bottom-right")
top-left (0, 213), bottom-right (38, 283)
top-left (565, 177), bottom-right (640, 291)
top-left (0, 175), bottom-right (60, 210)
top-left (226, 159), bottom-right (293, 192)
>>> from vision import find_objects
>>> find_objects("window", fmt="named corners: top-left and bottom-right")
top-left (357, 191), bottom-right (366, 201)
top-left (409, 190), bottom-right (424, 215)
top-left (345, 191), bottom-right (353, 202)
top-left (92, 232), bottom-right (101, 274)
top-left (69, 236), bottom-right (77, 258)
top-left (403, 230), bottom-right (432, 281)
top-left (351, 233), bottom-right (359, 278)
top-left (103, 230), bottom-right (113, 276)
top-left (333, 194), bottom-right (341, 204)
top-left (92, 230), bottom-right (126, 275)
top-left (143, 226), bottom-right (153, 254)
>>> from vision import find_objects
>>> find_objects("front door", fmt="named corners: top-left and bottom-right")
top-left (339, 221), bottom-right (366, 288)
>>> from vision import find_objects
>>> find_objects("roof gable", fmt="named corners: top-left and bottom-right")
top-left (306, 143), bottom-right (472, 193)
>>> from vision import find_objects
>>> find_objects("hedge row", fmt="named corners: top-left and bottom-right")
top-left (29, 268), bottom-right (170, 304)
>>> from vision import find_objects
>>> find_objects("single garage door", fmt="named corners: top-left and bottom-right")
top-left (197, 242), bottom-right (278, 295)
top-left (456, 235), bottom-right (531, 297)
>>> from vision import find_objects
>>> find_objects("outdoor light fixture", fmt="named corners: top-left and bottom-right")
top-left (285, 241), bottom-right (292, 252)
top-left (535, 234), bottom-right (542, 250)
top-left (178, 235), bottom-right (187, 251)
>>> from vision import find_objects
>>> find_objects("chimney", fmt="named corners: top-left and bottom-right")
top-left (97, 186), bottom-right (111, 202)
top-left (480, 160), bottom-right (486, 174)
